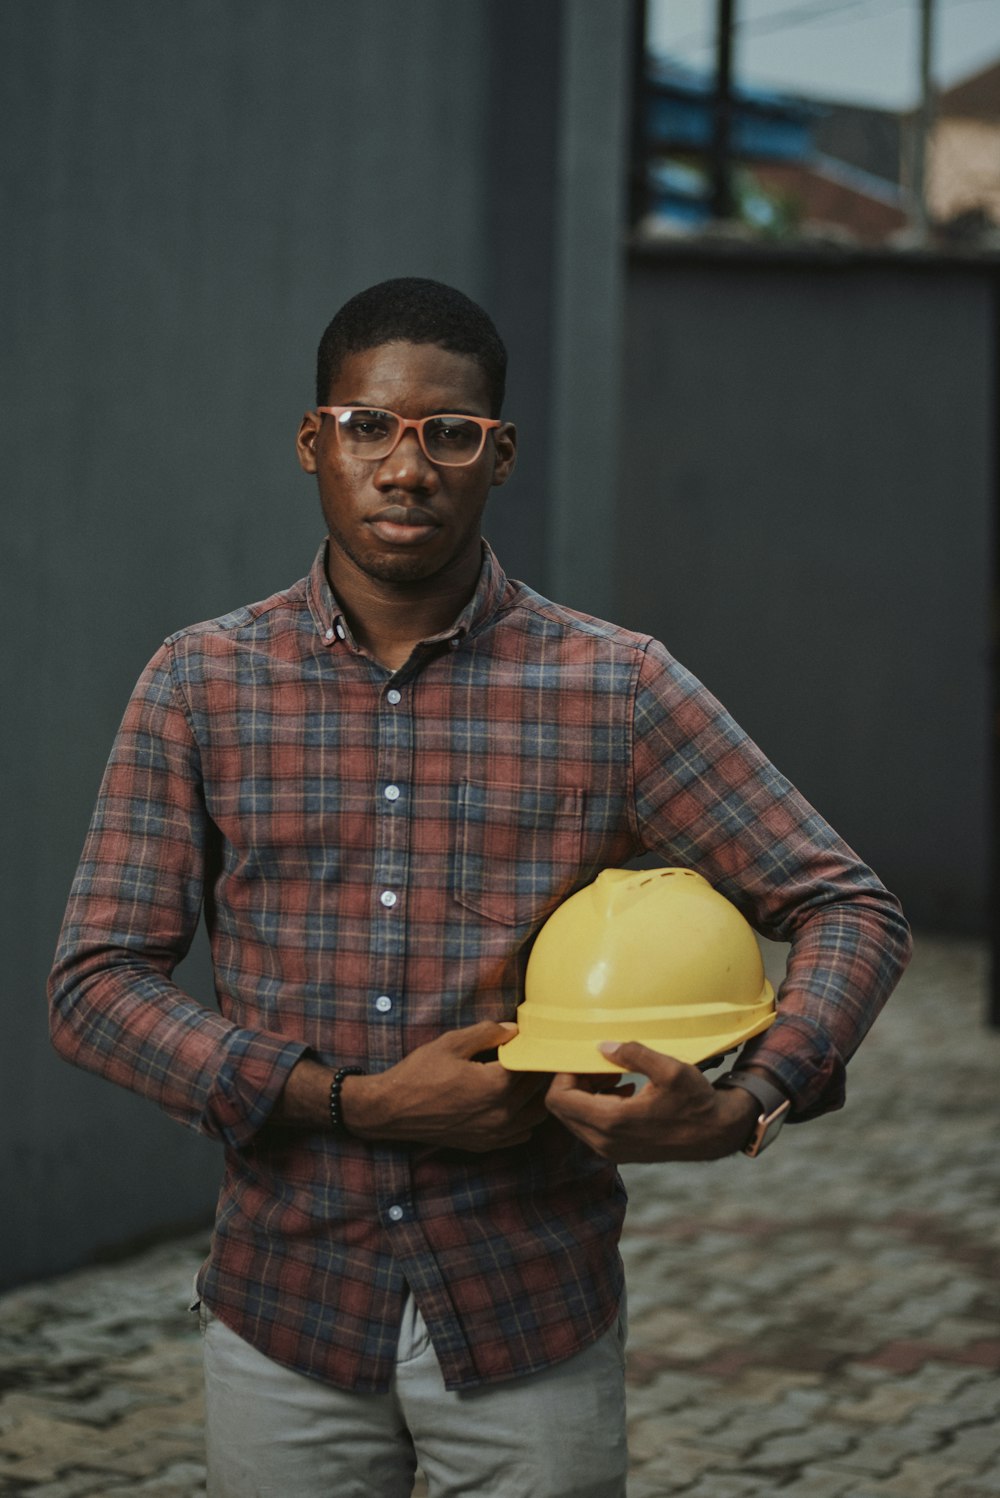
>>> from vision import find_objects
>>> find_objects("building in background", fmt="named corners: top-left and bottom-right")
top-left (925, 59), bottom-right (1000, 240)
top-left (640, 45), bottom-right (1000, 247)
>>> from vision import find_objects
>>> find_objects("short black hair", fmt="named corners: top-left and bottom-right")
top-left (316, 277), bottom-right (507, 416)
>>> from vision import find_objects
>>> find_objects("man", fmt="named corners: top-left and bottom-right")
top-left (49, 277), bottom-right (911, 1497)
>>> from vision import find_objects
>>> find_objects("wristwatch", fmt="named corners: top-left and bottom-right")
top-left (714, 1071), bottom-right (791, 1157)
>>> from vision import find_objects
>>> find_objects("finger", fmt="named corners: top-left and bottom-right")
top-left (477, 1061), bottom-right (549, 1101)
top-left (578, 1074), bottom-right (634, 1095)
top-left (597, 1041), bottom-right (686, 1084)
top-left (545, 1072), bottom-right (579, 1102)
top-left (544, 1079), bottom-right (625, 1128)
top-left (443, 1020), bottom-right (519, 1058)
top-left (547, 1072), bottom-right (633, 1098)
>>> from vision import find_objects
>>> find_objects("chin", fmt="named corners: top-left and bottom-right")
top-left (362, 551), bottom-right (446, 584)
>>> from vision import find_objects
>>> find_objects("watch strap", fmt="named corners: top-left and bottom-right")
top-left (714, 1070), bottom-right (791, 1157)
top-left (713, 1070), bottom-right (787, 1116)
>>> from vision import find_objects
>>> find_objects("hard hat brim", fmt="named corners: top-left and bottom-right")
top-left (498, 1005), bottom-right (777, 1073)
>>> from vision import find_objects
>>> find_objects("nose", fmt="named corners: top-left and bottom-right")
top-left (374, 428), bottom-right (438, 491)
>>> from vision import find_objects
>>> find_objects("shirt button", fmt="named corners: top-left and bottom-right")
top-left (387, 1204), bottom-right (404, 1222)
top-left (375, 995), bottom-right (393, 1013)
top-left (384, 784), bottom-right (400, 802)
top-left (380, 890), bottom-right (397, 908)
top-left (387, 689), bottom-right (401, 705)
top-left (335, 622), bottom-right (346, 640)
top-left (324, 627), bottom-right (334, 642)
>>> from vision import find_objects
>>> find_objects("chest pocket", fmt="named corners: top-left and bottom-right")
top-left (454, 779), bottom-right (586, 926)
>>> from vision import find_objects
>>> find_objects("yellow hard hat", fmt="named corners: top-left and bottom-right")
top-left (499, 867), bottom-right (776, 1073)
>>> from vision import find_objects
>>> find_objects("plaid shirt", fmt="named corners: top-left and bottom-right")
top-left (49, 540), bottom-right (910, 1392)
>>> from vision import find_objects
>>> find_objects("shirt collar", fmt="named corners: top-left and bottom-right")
top-left (306, 538), bottom-right (509, 653)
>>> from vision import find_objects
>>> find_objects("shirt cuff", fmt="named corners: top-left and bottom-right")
top-left (203, 1030), bottom-right (312, 1149)
top-left (736, 1012), bottom-right (846, 1122)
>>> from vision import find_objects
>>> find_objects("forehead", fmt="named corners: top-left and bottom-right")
top-left (327, 341), bottom-right (492, 416)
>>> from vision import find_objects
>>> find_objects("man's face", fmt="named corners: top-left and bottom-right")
top-left (296, 340), bottom-right (516, 590)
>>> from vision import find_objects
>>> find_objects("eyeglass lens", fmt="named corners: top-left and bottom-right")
top-left (335, 409), bottom-right (486, 466)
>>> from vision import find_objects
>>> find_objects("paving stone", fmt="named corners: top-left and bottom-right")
top-left (845, 1454), bottom-right (990, 1496)
top-left (972, 1461), bottom-right (1000, 1484)
top-left (741, 1421), bottom-right (858, 1470)
top-left (948, 1377), bottom-right (1000, 1422)
top-left (626, 1478), bottom-right (672, 1498)
top-left (830, 1378), bottom-right (935, 1425)
top-left (628, 1403), bottom-right (730, 1458)
top-left (703, 1389), bottom-right (829, 1454)
top-left (825, 1420), bottom-right (941, 1476)
top-left (667, 1475), bottom-right (766, 1497)
top-left (625, 1370), bottom-right (712, 1419)
top-left (946, 1426), bottom-right (1000, 1467)
top-left (767, 1466), bottom-right (859, 1497)
top-left (626, 1440), bottom-right (740, 1487)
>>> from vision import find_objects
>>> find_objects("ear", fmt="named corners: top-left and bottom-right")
top-left (490, 422), bottom-right (517, 489)
top-left (296, 410), bottom-right (322, 474)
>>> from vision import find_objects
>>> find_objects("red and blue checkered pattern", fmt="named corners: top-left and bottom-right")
top-left (49, 542), bottom-right (910, 1391)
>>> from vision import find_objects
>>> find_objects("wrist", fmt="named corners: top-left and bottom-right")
top-left (714, 1069), bottom-right (791, 1156)
top-left (713, 1084), bottom-right (760, 1153)
top-left (339, 1072), bottom-right (383, 1138)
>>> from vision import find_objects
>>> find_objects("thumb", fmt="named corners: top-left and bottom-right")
top-left (444, 1019), bottom-right (519, 1058)
top-left (597, 1040), bottom-right (682, 1084)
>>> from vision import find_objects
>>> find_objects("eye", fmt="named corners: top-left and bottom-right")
top-left (435, 422), bottom-right (467, 441)
top-left (425, 417), bottom-right (479, 452)
top-left (341, 409), bottom-right (392, 440)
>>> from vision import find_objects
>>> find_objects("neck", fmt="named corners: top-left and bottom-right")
top-left (325, 544), bottom-right (482, 671)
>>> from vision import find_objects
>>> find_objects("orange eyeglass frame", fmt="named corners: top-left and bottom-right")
top-left (316, 406), bottom-right (501, 467)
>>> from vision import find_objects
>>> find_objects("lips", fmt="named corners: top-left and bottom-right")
top-left (367, 505), bottom-right (441, 546)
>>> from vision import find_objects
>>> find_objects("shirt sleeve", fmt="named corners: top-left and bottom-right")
top-left (48, 643), bottom-right (309, 1149)
top-left (629, 639), bottom-right (912, 1121)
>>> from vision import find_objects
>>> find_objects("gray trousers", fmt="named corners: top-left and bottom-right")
top-left (200, 1292), bottom-right (628, 1498)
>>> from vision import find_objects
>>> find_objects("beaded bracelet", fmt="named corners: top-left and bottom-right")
top-left (329, 1066), bottom-right (364, 1136)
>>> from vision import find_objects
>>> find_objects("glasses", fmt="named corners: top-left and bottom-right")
top-left (317, 406), bottom-right (501, 467)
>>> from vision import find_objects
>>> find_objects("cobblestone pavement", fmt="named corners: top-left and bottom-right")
top-left (1, 936), bottom-right (997, 1496)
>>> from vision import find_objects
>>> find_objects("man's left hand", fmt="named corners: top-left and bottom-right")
top-left (544, 1042), bottom-right (758, 1162)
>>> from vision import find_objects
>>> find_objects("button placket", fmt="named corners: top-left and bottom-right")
top-left (370, 675), bottom-right (414, 1078)
top-left (371, 677), bottom-right (417, 1230)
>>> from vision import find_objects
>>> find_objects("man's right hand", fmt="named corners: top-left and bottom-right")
top-left (275, 1022), bottom-right (550, 1152)
top-left (342, 1022), bottom-right (549, 1152)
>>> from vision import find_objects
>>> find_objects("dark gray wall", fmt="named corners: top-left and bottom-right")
top-left (3, 0), bottom-right (632, 1285)
top-left (617, 252), bottom-right (995, 936)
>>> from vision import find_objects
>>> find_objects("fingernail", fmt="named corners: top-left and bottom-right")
top-left (598, 1041), bottom-right (623, 1056)
top-left (499, 1022), bottom-right (518, 1031)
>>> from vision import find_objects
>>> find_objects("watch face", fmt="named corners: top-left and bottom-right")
top-left (743, 1099), bottom-right (791, 1158)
